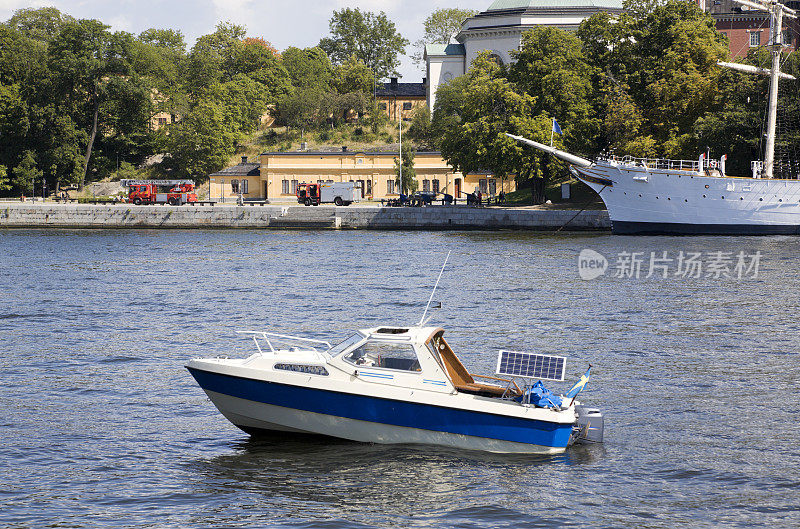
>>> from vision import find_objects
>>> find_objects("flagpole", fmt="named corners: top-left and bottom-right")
top-left (550, 118), bottom-right (554, 148)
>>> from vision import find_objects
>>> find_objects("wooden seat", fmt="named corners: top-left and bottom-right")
top-left (430, 332), bottom-right (520, 398)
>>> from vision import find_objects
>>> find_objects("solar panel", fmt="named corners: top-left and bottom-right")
top-left (495, 350), bottom-right (566, 381)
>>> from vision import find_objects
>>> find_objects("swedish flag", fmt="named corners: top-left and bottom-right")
top-left (565, 365), bottom-right (591, 399)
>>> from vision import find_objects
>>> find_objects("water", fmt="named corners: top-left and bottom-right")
top-left (1, 229), bottom-right (799, 528)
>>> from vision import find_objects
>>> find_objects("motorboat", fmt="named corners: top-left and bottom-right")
top-left (186, 325), bottom-right (604, 454)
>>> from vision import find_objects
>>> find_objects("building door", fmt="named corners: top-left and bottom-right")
top-left (357, 180), bottom-right (365, 198)
top-left (454, 178), bottom-right (461, 198)
top-left (264, 182), bottom-right (269, 200)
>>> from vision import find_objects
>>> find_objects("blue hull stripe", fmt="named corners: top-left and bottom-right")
top-left (613, 220), bottom-right (800, 235)
top-left (187, 367), bottom-right (573, 448)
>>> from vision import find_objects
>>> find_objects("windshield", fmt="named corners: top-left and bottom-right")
top-left (327, 333), bottom-right (364, 356)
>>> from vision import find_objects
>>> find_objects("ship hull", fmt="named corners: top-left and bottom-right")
top-left (575, 163), bottom-right (800, 235)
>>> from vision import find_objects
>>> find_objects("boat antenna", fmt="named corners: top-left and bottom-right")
top-left (418, 251), bottom-right (451, 326)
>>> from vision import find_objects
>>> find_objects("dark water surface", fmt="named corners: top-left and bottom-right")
top-left (1, 229), bottom-right (799, 528)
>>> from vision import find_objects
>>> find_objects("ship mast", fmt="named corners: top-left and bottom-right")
top-left (718, 0), bottom-right (797, 179)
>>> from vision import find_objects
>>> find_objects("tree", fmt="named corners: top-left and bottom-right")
top-left (47, 19), bottom-right (135, 188)
top-left (510, 27), bottom-right (598, 155)
top-left (13, 150), bottom-right (41, 195)
top-left (330, 55), bottom-right (375, 94)
top-left (576, 1), bottom-right (728, 158)
top-left (0, 165), bottom-right (10, 193)
top-left (166, 98), bottom-right (238, 179)
top-left (433, 52), bottom-right (554, 203)
top-left (406, 106), bottom-right (437, 150)
top-left (411, 8), bottom-right (478, 66)
top-left (394, 143), bottom-right (417, 194)
top-left (282, 46), bottom-right (332, 91)
top-left (319, 8), bottom-right (408, 79)
top-left (277, 88), bottom-right (325, 136)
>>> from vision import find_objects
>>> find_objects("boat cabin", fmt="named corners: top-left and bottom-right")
top-left (328, 326), bottom-right (521, 398)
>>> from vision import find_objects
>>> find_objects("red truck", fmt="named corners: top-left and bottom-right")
top-left (123, 180), bottom-right (198, 205)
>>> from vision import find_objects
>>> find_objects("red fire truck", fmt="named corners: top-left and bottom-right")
top-left (122, 180), bottom-right (198, 205)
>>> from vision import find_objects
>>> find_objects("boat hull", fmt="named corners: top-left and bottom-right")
top-left (575, 163), bottom-right (800, 235)
top-left (187, 367), bottom-right (574, 454)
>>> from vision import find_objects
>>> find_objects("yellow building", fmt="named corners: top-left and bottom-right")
top-left (208, 150), bottom-right (516, 203)
top-left (376, 78), bottom-right (427, 122)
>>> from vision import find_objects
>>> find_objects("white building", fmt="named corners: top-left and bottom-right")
top-left (424, 0), bottom-right (625, 112)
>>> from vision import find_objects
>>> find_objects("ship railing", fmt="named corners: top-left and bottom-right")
top-left (603, 154), bottom-right (705, 172)
top-left (236, 330), bottom-right (332, 355)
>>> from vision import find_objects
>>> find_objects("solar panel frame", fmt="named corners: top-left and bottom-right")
top-left (495, 350), bottom-right (566, 381)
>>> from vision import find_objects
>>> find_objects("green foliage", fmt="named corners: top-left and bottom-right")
top-left (0, 165), bottom-right (10, 192)
top-left (13, 150), bottom-right (41, 194)
top-left (406, 106), bottom-right (437, 150)
top-left (277, 88), bottom-right (325, 136)
top-left (411, 8), bottom-right (478, 66)
top-left (330, 55), bottom-right (375, 94)
top-left (166, 98), bottom-right (237, 179)
top-left (510, 27), bottom-right (598, 154)
top-left (319, 8), bottom-right (408, 79)
top-left (432, 52), bottom-right (554, 202)
top-left (283, 46), bottom-right (332, 90)
top-left (394, 143), bottom-right (418, 193)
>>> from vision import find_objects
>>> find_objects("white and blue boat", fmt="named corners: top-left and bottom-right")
top-left (186, 325), bottom-right (604, 454)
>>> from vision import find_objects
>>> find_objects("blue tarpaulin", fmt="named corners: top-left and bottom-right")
top-left (519, 381), bottom-right (563, 408)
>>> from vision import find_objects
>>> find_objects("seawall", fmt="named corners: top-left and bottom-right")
top-left (0, 203), bottom-right (610, 230)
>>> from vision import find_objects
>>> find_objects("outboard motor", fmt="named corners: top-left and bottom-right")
top-left (574, 405), bottom-right (604, 444)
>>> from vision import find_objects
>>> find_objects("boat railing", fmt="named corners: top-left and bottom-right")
top-left (603, 154), bottom-right (704, 172)
top-left (236, 331), bottom-right (332, 355)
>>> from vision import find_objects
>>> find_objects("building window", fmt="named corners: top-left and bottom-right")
top-left (366, 180), bottom-right (372, 195)
top-left (291, 180), bottom-right (298, 194)
top-left (479, 178), bottom-right (488, 194)
top-left (282, 180), bottom-right (290, 194)
top-left (432, 179), bottom-right (440, 193)
top-left (750, 31), bottom-right (761, 47)
top-left (488, 179), bottom-right (497, 196)
top-left (241, 179), bottom-right (248, 194)
top-left (403, 102), bottom-right (413, 110)
top-left (387, 179), bottom-right (395, 194)
top-left (231, 179), bottom-right (239, 193)
top-left (379, 103), bottom-right (387, 110)
top-left (423, 179), bottom-right (430, 192)
top-left (157, 117), bottom-right (167, 126)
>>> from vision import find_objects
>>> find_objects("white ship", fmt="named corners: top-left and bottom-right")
top-left (509, 0), bottom-right (799, 235)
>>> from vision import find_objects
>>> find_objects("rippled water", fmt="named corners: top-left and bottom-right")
top-left (1, 229), bottom-right (799, 528)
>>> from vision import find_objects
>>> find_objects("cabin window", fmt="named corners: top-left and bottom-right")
top-left (274, 363), bottom-right (329, 376)
top-left (329, 333), bottom-right (365, 356)
top-left (344, 342), bottom-right (421, 372)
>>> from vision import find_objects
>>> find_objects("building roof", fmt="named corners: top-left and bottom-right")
top-left (486, 0), bottom-right (623, 10)
top-left (424, 43), bottom-right (466, 57)
top-left (209, 162), bottom-right (260, 177)
top-left (375, 80), bottom-right (426, 98)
